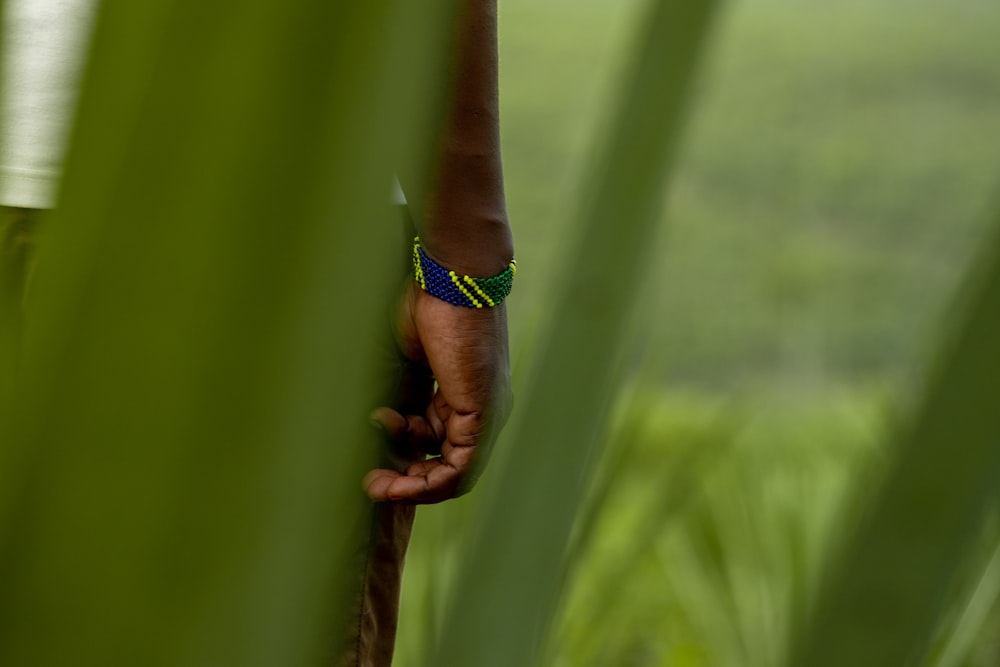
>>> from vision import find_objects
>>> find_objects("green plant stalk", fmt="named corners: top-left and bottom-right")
top-left (934, 536), bottom-right (1000, 667)
top-left (0, 1), bottom-right (457, 665)
top-left (794, 214), bottom-right (1000, 665)
top-left (426, 1), bottom-right (720, 665)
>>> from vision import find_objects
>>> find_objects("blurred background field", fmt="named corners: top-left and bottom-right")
top-left (397, 0), bottom-right (1000, 665)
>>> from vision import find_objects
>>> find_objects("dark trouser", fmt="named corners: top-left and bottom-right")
top-left (2, 205), bottom-right (417, 667)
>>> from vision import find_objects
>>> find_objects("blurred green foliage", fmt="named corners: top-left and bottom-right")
top-left (503, 0), bottom-right (1000, 391)
top-left (398, 0), bottom-right (1000, 665)
top-left (2, 0), bottom-right (1000, 665)
top-left (0, 1), bottom-right (459, 665)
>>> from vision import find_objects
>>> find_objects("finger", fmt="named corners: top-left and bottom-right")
top-left (436, 440), bottom-right (476, 473)
top-left (443, 410), bottom-right (486, 447)
top-left (371, 406), bottom-right (442, 453)
top-left (363, 463), bottom-right (454, 503)
top-left (366, 439), bottom-right (478, 504)
top-left (363, 468), bottom-right (404, 502)
top-left (437, 409), bottom-right (488, 484)
top-left (383, 440), bottom-right (479, 504)
top-left (380, 459), bottom-right (464, 504)
top-left (438, 441), bottom-right (480, 495)
top-left (404, 458), bottom-right (442, 477)
top-left (371, 407), bottom-right (407, 439)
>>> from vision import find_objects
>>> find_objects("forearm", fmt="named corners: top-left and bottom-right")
top-left (420, 0), bottom-right (513, 277)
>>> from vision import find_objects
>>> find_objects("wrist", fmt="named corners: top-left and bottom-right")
top-left (419, 216), bottom-right (513, 277)
top-left (412, 235), bottom-right (515, 309)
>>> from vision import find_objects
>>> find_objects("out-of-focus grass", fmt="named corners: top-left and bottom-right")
top-left (550, 389), bottom-right (885, 667)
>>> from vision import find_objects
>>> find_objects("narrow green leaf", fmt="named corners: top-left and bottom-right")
top-left (0, 1), bottom-right (457, 665)
top-left (428, 2), bottom-right (720, 665)
top-left (794, 214), bottom-right (1000, 665)
top-left (934, 535), bottom-right (1000, 667)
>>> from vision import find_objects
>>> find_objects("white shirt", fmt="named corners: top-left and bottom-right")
top-left (1, 0), bottom-right (95, 209)
top-left (0, 1), bottom-right (406, 209)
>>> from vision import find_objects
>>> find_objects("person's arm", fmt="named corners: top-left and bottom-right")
top-left (420, 0), bottom-right (512, 274)
top-left (364, 0), bottom-right (513, 504)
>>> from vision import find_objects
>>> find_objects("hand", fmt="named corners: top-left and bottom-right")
top-left (364, 280), bottom-right (512, 504)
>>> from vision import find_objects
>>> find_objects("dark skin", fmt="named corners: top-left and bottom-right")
top-left (363, 0), bottom-right (513, 504)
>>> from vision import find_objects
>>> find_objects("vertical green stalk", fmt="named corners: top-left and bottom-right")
top-left (793, 214), bottom-right (1000, 665)
top-left (934, 535), bottom-right (1000, 667)
top-left (428, 2), bottom-right (719, 666)
top-left (0, 1), bottom-right (457, 665)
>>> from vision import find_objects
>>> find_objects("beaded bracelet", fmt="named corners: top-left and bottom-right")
top-left (412, 237), bottom-right (516, 308)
